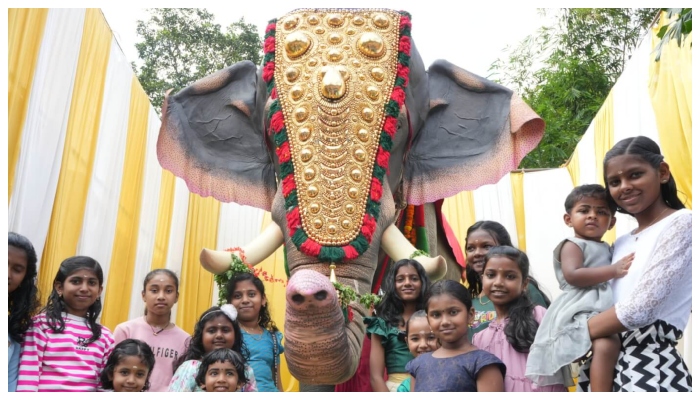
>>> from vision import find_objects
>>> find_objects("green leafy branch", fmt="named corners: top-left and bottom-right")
top-left (654, 8), bottom-right (692, 61)
top-left (332, 282), bottom-right (382, 310)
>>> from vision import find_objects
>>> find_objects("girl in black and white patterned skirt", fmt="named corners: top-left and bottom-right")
top-left (578, 136), bottom-right (691, 392)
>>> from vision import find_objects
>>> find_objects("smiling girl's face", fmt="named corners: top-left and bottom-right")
top-left (201, 316), bottom-right (236, 353)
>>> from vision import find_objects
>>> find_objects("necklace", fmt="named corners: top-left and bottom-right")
top-left (633, 208), bottom-right (672, 241)
top-left (478, 294), bottom-right (491, 306)
top-left (241, 326), bottom-right (265, 341)
top-left (145, 316), bottom-right (170, 336)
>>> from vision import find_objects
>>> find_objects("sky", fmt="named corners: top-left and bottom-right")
top-left (101, 1), bottom-right (551, 81)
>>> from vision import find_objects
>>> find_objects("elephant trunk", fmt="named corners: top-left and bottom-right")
top-left (284, 269), bottom-right (364, 385)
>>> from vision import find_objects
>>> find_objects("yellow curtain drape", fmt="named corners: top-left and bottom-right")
top-left (441, 190), bottom-right (476, 257)
top-left (151, 169), bottom-right (177, 270)
top-left (176, 194), bottom-right (221, 334)
top-left (38, 9), bottom-right (112, 301)
top-left (566, 148), bottom-right (581, 188)
top-left (256, 212), bottom-right (299, 392)
top-left (593, 94), bottom-right (616, 244)
top-left (8, 8), bottom-right (49, 202)
top-left (649, 14), bottom-right (692, 209)
top-left (510, 171), bottom-right (527, 252)
top-left (101, 76), bottom-right (151, 330)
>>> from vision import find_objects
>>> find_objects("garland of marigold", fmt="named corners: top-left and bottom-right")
top-left (403, 204), bottom-right (416, 245)
top-left (263, 12), bottom-right (413, 263)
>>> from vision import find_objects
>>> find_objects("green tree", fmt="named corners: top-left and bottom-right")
top-left (133, 8), bottom-right (262, 110)
top-left (654, 8), bottom-right (692, 61)
top-left (489, 8), bottom-right (657, 169)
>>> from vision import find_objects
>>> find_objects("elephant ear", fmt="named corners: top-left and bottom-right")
top-left (157, 60), bottom-right (276, 211)
top-left (403, 60), bottom-right (544, 205)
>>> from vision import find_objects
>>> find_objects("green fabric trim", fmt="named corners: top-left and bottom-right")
top-left (415, 226), bottom-right (429, 253)
top-left (384, 99), bottom-right (400, 116)
top-left (279, 161), bottom-right (294, 179)
top-left (366, 200), bottom-right (381, 219)
top-left (319, 246), bottom-right (345, 262)
top-left (284, 189), bottom-right (298, 209)
top-left (291, 229), bottom-right (308, 248)
top-left (350, 235), bottom-right (369, 254)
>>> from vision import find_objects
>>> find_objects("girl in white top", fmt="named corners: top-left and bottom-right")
top-left (578, 136), bottom-right (692, 392)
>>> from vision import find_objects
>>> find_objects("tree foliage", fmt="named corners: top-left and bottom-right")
top-left (133, 8), bottom-right (262, 110)
top-left (489, 8), bottom-right (657, 169)
top-left (654, 8), bottom-right (692, 61)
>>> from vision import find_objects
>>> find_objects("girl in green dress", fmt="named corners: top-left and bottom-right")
top-left (365, 259), bottom-right (429, 392)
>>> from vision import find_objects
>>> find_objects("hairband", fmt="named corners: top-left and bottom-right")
top-left (202, 304), bottom-right (238, 323)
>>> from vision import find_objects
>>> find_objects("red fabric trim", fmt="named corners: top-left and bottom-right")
top-left (383, 116), bottom-right (398, 138)
top-left (277, 140), bottom-right (291, 163)
top-left (262, 61), bottom-right (275, 82)
top-left (281, 174), bottom-right (296, 197)
top-left (414, 204), bottom-right (425, 228)
top-left (361, 214), bottom-right (376, 241)
top-left (369, 178), bottom-right (383, 202)
top-left (300, 240), bottom-right (321, 257)
top-left (376, 147), bottom-right (390, 169)
top-left (398, 36), bottom-right (412, 56)
top-left (342, 245), bottom-right (359, 260)
top-left (434, 199), bottom-right (465, 268)
top-left (270, 110), bottom-right (285, 132)
top-left (287, 206), bottom-right (301, 232)
top-left (264, 36), bottom-right (275, 53)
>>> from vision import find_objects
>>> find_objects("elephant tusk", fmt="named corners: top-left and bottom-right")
top-left (200, 221), bottom-right (285, 274)
top-left (380, 224), bottom-right (447, 281)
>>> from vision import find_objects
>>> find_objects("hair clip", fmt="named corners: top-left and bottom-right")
top-left (220, 304), bottom-right (238, 322)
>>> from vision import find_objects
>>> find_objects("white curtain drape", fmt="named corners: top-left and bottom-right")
top-left (8, 9), bottom-right (85, 258)
top-left (76, 37), bottom-right (131, 281)
top-left (126, 110), bottom-right (165, 321)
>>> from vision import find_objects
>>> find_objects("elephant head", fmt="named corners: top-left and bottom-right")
top-left (157, 9), bottom-right (544, 385)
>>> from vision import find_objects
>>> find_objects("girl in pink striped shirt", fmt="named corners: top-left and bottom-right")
top-left (17, 256), bottom-right (115, 392)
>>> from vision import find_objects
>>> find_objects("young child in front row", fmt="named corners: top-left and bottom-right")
top-left (196, 349), bottom-right (249, 392)
top-left (17, 256), bottom-right (115, 392)
top-left (405, 280), bottom-right (506, 392)
top-left (100, 339), bottom-right (156, 392)
top-left (168, 305), bottom-right (257, 392)
top-left (526, 184), bottom-right (634, 391)
top-left (473, 247), bottom-right (568, 392)
top-left (397, 310), bottom-right (440, 392)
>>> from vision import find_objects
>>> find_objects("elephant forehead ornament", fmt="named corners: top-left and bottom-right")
top-left (269, 9), bottom-right (408, 262)
top-left (156, 8), bottom-right (545, 385)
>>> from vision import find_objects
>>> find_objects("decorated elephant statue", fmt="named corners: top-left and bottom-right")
top-left (157, 8), bottom-right (544, 385)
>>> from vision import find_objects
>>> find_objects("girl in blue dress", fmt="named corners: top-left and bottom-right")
top-left (226, 272), bottom-right (284, 392)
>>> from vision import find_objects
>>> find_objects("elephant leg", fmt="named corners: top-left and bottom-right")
top-left (284, 269), bottom-right (364, 385)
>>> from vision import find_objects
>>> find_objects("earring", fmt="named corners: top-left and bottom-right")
top-left (662, 180), bottom-right (668, 184)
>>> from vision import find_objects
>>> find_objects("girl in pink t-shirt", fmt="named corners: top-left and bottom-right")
top-left (17, 256), bottom-right (115, 392)
top-left (473, 246), bottom-right (567, 392)
top-left (113, 269), bottom-right (190, 391)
